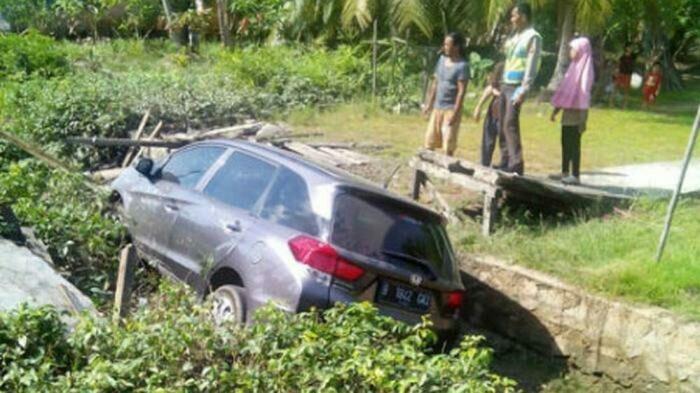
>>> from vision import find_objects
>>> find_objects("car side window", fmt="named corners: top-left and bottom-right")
top-left (159, 146), bottom-right (225, 189)
top-left (260, 168), bottom-right (320, 236)
top-left (203, 151), bottom-right (276, 211)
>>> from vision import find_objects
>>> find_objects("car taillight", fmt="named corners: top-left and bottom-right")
top-left (443, 290), bottom-right (465, 311)
top-left (288, 235), bottom-right (365, 282)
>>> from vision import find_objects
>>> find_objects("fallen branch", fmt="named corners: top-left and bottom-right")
top-left (0, 130), bottom-right (77, 172)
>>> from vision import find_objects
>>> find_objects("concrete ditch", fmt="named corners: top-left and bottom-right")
top-left (460, 255), bottom-right (700, 392)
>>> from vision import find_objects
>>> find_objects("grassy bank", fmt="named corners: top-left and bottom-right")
top-left (285, 90), bottom-right (700, 320)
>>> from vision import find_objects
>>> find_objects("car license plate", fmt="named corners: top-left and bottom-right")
top-left (375, 279), bottom-right (431, 313)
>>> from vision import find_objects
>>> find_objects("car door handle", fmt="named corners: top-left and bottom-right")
top-left (225, 221), bottom-right (242, 232)
top-left (164, 204), bottom-right (179, 212)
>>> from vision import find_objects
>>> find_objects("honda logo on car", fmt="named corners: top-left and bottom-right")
top-left (410, 274), bottom-right (423, 286)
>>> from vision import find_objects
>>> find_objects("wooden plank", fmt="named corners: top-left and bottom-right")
top-left (409, 158), bottom-right (497, 195)
top-left (284, 142), bottom-right (344, 167)
top-left (162, 123), bottom-right (262, 144)
top-left (334, 148), bottom-right (373, 164)
top-left (92, 167), bottom-right (123, 183)
top-left (418, 149), bottom-right (500, 184)
top-left (113, 244), bottom-right (138, 321)
top-left (306, 141), bottom-right (390, 150)
top-left (122, 109), bottom-right (151, 167)
top-left (317, 147), bottom-right (360, 165)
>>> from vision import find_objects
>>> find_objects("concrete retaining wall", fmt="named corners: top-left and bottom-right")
top-left (461, 255), bottom-right (700, 392)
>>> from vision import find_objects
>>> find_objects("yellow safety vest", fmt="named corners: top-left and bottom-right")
top-left (503, 27), bottom-right (541, 85)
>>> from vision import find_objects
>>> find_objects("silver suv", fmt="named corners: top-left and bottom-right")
top-left (112, 140), bottom-right (465, 337)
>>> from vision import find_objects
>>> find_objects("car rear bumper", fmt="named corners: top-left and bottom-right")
top-left (296, 278), bottom-right (459, 335)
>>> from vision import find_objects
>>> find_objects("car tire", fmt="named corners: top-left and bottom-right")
top-left (210, 284), bottom-right (246, 325)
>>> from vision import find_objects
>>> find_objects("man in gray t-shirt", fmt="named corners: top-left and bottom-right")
top-left (435, 56), bottom-right (470, 109)
top-left (422, 33), bottom-right (470, 156)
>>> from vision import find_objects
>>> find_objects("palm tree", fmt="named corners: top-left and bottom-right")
top-left (284, 0), bottom-right (496, 44)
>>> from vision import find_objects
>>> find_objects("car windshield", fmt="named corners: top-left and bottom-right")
top-left (330, 192), bottom-right (457, 279)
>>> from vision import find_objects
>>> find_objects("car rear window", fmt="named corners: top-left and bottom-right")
top-left (330, 192), bottom-right (456, 278)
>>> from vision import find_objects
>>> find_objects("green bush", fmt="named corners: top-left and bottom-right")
top-left (215, 45), bottom-right (371, 105)
top-left (0, 32), bottom-right (69, 80)
top-left (0, 283), bottom-right (517, 392)
top-left (0, 160), bottom-right (127, 296)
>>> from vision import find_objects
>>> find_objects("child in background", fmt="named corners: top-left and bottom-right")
top-left (473, 62), bottom-right (505, 167)
top-left (642, 62), bottom-right (663, 109)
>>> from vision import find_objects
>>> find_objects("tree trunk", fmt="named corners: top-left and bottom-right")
top-left (161, 0), bottom-right (177, 43)
top-left (216, 0), bottom-right (231, 47)
top-left (547, 0), bottom-right (576, 91)
top-left (657, 34), bottom-right (684, 91)
top-left (189, 0), bottom-right (206, 52)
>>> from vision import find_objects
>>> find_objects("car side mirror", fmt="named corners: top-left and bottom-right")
top-left (135, 157), bottom-right (154, 179)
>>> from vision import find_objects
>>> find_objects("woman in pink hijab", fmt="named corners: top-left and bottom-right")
top-left (550, 37), bottom-right (594, 185)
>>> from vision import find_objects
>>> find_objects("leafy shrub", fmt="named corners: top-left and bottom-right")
top-left (0, 305), bottom-right (72, 391)
top-left (0, 160), bottom-right (127, 296)
top-left (0, 283), bottom-right (517, 392)
top-left (215, 45), bottom-right (371, 104)
top-left (0, 32), bottom-right (69, 80)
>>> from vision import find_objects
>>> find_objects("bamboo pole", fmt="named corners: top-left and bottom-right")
top-left (655, 105), bottom-right (700, 262)
top-left (372, 19), bottom-right (378, 100)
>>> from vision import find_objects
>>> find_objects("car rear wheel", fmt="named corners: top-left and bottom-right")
top-left (210, 285), bottom-right (246, 325)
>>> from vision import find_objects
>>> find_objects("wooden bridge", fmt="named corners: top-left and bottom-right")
top-left (409, 150), bottom-right (632, 236)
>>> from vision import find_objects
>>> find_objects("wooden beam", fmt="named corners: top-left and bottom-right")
top-left (409, 158), bottom-right (497, 195)
top-left (418, 149), bottom-right (500, 184)
top-left (113, 244), bottom-right (138, 321)
top-left (412, 168), bottom-right (426, 200)
top-left (92, 167), bottom-right (123, 183)
top-left (122, 109), bottom-right (151, 168)
top-left (481, 190), bottom-right (501, 237)
top-left (132, 121), bottom-right (164, 162)
top-left (317, 147), bottom-right (361, 166)
top-left (283, 142), bottom-right (344, 167)
top-left (66, 136), bottom-right (185, 148)
top-left (423, 176), bottom-right (459, 225)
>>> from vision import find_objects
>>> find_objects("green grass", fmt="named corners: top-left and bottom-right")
top-left (284, 86), bottom-right (700, 320)
top-left (458, 199), bottom-right (700, 320)
top-left (285, 89), bottom-right (698, 174)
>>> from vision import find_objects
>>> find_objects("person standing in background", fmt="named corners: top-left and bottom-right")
top-left (612, 45), bottom-right (636, 109)
top-left (498, 3), bottom-right (542, 175)
top-left (550, 37), bottom-right (594, 185)
top-left (422, 32), bottom-right (470, 157)
top-left (473, 62), bottom-right (504, 167)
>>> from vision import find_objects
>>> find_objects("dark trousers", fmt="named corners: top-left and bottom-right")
top-left (480, 102), bottom-right (505, 167)
top-left (498, 84), bottom-right (524, 175)
top-left (561, 125), bottom-right (581, 177)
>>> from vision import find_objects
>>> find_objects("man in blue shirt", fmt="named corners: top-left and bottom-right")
top-left (422, 32), bottom-right (470, 157)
